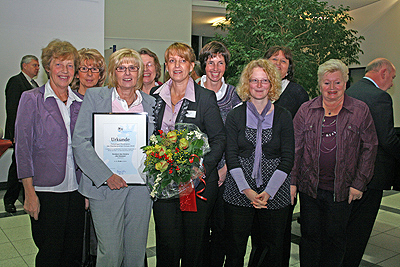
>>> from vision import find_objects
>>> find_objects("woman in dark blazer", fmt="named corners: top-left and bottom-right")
top-left (223, 59), bottom-right (294, 267)
top-left (150, 42), bottom-right (226, 267)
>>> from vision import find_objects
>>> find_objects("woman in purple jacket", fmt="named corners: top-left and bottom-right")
top-left (15, 39), bottom-right (84, 267)
top-left (291, 59), bottom-right (378, 267)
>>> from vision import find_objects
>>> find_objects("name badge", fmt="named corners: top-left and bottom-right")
top-left (186, 110), bottom-right (196, 118)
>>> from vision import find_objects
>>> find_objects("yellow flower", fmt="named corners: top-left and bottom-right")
top-left (155, 161), bottom-right (168, 172)
top-left (179, 138), bottom-right (189, 150)
top-left (167, 131), bottom-right (178, 143)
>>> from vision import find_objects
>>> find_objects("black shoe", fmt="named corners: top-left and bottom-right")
top-left (5, 203), bottom-right (16, 213)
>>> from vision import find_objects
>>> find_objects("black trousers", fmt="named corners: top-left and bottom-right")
top-left (224, 202), bottom-right (290, 267)
top-left (31, 191), bottom-right (85, 267)
top-left (342, 189), bottom-right (383, 267)
top-left (153, 180), bottom-right (218, 267)
top-left (3, 150), bottom-right (23, 205)
top-left (202, 183), bottom-right (226, 267)
top-left (299, 190), bottom-right (352, 267)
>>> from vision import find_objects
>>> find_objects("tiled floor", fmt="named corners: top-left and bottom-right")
top-left (0, 190), bottom-right (399, 266)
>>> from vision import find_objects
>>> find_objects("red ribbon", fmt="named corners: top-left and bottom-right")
top-left (179, 156), bottom-right (207, 211)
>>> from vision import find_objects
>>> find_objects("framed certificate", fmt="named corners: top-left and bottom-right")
top-left (93, 113), bottom-right (148, 184)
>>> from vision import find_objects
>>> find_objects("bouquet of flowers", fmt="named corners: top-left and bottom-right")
top-left (141, 123), bottom-right (210, 211)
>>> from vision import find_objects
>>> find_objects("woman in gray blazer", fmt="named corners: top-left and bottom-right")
top-left (72, 48), bottom-right (155, 267)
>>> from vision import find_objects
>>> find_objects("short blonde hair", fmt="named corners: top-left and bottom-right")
top-left (71, 48), bottom-right (106, 90)
top-left (107, 48), bottom-right (144, 90)
top-left (164, 42), bottom-right (196, 64)
top-left (41, 39), bottom-right (79, 74)
top-left (318, 59), bottom-right (349, 86)
top-left (236, 59), bottom-right (282, 102)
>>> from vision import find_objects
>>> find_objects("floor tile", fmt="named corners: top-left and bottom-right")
top-left (0, 242), bottom-right (20, 261)
top-left (375, 211), bottom-right (400, 227)
top-left (373, 220), bottom-right (398, 233)
top-left (0, 229), bottom-right (9, 244)
top-left (368, 233), bottom-right (400, 253)
top-left (12, 238), bottom-right (37, 256)
top-left (381, 195), bottom-right (400, 209)
top-left (0, 214), bottom-right (30, 230)
top-left (2, 226), bottom-right (32, 242)
top-left (289, 243), bottom-right (300, 265)
top-left (362, 243), bottom-right (399, 264)
top-left (22, 254), bottom-right (35, 267)
top-left (147, 229), bottom-right (156, 248)
top-left (378, 253), bottom-right (400, 266)
top-left (0, 257), bottom-right (28, 267)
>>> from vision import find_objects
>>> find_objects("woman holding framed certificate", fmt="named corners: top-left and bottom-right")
top-left (150, 42), bottom-right (226, 266)
top-left (72, 48), bottom-right (155, 267)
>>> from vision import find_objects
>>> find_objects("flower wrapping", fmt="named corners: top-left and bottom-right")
top-left (141, 123), bottom-right (210, 210)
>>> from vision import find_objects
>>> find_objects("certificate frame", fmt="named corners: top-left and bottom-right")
top-left (93, 113), bottom-right (148, 185)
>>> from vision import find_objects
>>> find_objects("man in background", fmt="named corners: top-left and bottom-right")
top-left (3, 55), bottom-right (39, 213)
top-left (345, 58), bottom-right (400, 266)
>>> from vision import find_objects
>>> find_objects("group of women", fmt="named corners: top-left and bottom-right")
top-left (14, 38), bottom-right (378, 267)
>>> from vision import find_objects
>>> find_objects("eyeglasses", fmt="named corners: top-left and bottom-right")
top-left (145, 63), bottom-right (155, 69)
top-left (249, 78), bottom-right (270, 85)
top-left (116, 66), bottom-right (139, 72)
top-left (79, 66), bottom-right (100, 73)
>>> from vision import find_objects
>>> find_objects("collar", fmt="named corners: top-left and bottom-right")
top-left (44, 81), bottom-right (82, 102)
top-left (363, 77), bottom-right (379, 88)
top-left (200, 75), bottom-right (227, 101)
top-left (22, 71), bottom-right (35, 84)
top-left (112, 87), bottom-right (143, 107)
top-left (309, 94), bottom-right (354, 113)
top-left (156, 78), bottom-right (196, 104)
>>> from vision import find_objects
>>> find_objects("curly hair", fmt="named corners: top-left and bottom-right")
top-left (70, 48), bottom-right (106, 90)
top-left (236, 59), bottom-right (281, 102)
top-left (107, 48), bottom-right (144, 91)
top-left (41, 39), bottom-right (79, 74)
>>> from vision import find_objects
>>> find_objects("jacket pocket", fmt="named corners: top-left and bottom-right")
top-left (343, 123), bottom-right (360, 147)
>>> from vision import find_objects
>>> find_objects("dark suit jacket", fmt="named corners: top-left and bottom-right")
top-left (5, 72), bottom-right (35, 140)
top-left (274, 81), bottom-right (309, 118)
top-left (346, 78), bottom-right (400, 190)
top-left (150, 82), bottom-right (226, 183)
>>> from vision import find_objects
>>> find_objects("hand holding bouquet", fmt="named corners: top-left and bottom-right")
top-left (142, 123), bottom-right (210, 210)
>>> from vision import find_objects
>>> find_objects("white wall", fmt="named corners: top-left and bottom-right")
top-left (0, 0), bottom-right (105, 182)
top-left (104, 0), bottom-right (192, 82)
top-left (348, 0), bottom-right (400, 125)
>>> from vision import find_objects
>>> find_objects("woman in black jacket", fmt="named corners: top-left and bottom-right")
top-left (223, 59), bottom-right (294, 267)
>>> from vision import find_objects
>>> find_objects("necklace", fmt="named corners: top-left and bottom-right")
top-left (323, 99), bottom-right (343, 115)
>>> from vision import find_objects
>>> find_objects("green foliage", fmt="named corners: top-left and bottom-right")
top-left (216, 0), bottom-right (364, 97)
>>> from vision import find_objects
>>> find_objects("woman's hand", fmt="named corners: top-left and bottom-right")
top-left (22, 177), bottom-right (40, 220)
top-left (85, 198), bottom-right (90, 210)
top-left (107, 174), bottom-right (128, 190)
top-left (290, 185), bottom-right (297, 205)
top-left (243, 189), bottom-right (268, 209)
top-left (348, 187), bottom-right (363, 204)
top-left (24, 193), bottom-right (40, 220)
top-left (218, 164), bottom-right (228, 187)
